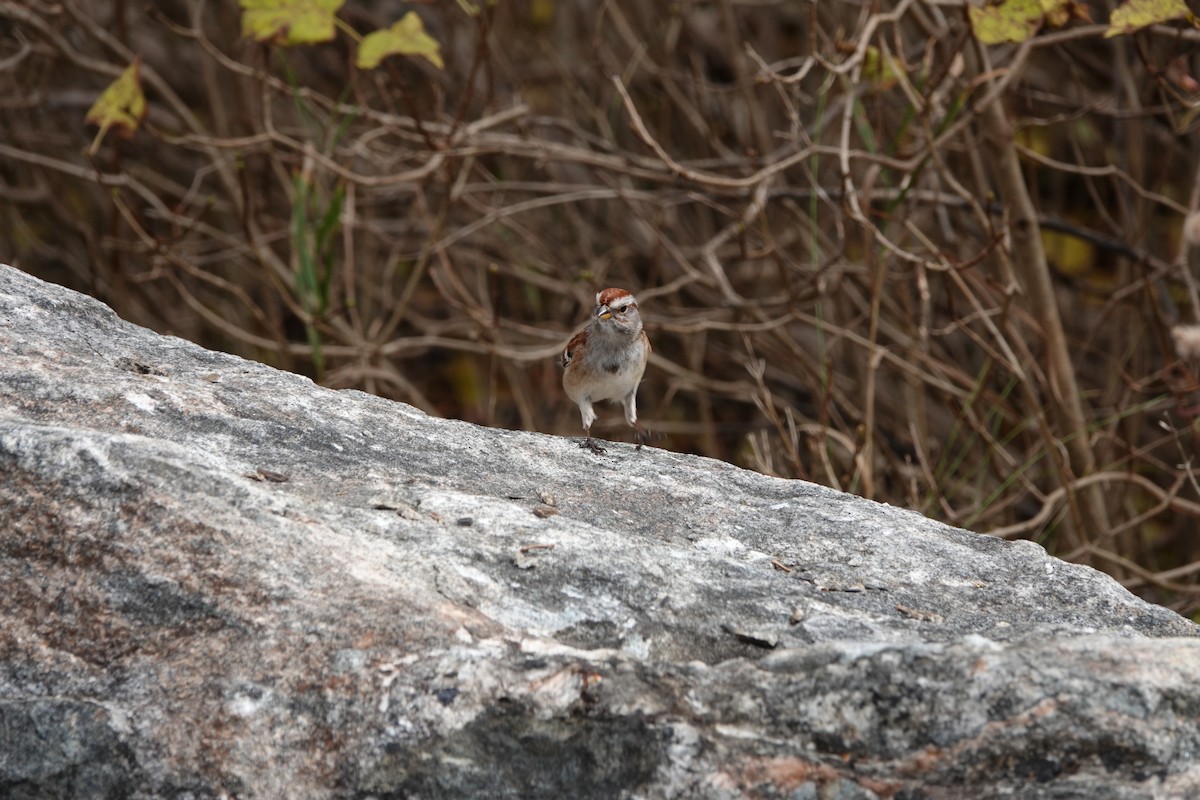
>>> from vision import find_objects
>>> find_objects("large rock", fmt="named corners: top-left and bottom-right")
top-left (1, 262), bottom-right (1197, 799)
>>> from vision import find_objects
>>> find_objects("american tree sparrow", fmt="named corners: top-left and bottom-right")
top-left (561, 287), bottom-right (651, 454)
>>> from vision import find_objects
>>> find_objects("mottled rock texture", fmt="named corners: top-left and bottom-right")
top-left (1, 263), bottom-right (1198, 799)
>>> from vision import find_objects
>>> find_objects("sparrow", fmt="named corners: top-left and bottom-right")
top-left (561, 287), bottom-right (651, 454)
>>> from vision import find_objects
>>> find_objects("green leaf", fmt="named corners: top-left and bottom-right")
top-left (84, 57), bottom-right (146, 154)
top-left (969, 0), bottom-right (1046, 44)
top-left (239, 0), bottom-right (345, 46)
top-left (357, 12), bottom-right (444, 70)
top-left (1106, 0), bottom-right (1190, 37)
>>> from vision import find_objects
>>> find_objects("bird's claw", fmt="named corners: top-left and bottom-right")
top-left (634, 425), bottom-right (653, 451)
top-left (581, 437), bottom-right (607, 454)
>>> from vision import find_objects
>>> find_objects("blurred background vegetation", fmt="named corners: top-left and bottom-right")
top-left (4, 0), bottom-right (1200, 616)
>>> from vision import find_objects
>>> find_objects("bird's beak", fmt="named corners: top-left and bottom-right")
top-left (596, 306), bottom-right (612, 320)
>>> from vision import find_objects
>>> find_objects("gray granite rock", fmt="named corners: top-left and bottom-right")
top-left (1, 263), bottom-right (1197, 799)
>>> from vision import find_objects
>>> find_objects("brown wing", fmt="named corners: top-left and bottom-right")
top-left (562, 329), bottom-right (588, 369)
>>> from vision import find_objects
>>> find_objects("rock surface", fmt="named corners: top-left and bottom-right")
top-left (1, 262), bottom-right (1198, 799)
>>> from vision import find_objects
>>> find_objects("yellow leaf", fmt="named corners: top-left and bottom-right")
top-left (356, 12), bottom-right (444, 70)
top-left (861, 46), bottom-right (903, 91)
top-left (1043, 0), bottom-right (1092, 27)
top-left (531, 0), bottom-right (555, 27)
top-left (1015, 124), bottom-right (1051, 156)
top-left (239, 0), bottom-right (345, 46)
top-left (1106, 0), bottom-right (1190, 37)
top-left (969, 0), bottom-right (1045, 44)
top-left (1041, 229), bottom-right (1095, 277)
top-left (84, 57), bottom-right (146, 154)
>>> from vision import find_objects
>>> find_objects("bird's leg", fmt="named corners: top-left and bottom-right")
top-left (632, 421), bottom-right (650, 450)
top-left (576, 401), bottom-right (607, 453)
top-left (622, 391), bottom-right (650, 450)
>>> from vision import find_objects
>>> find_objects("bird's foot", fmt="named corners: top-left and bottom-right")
top-left (633, 424), bottom-right (654, 451)
top-left (580, 436), bottom-right (607, 454)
